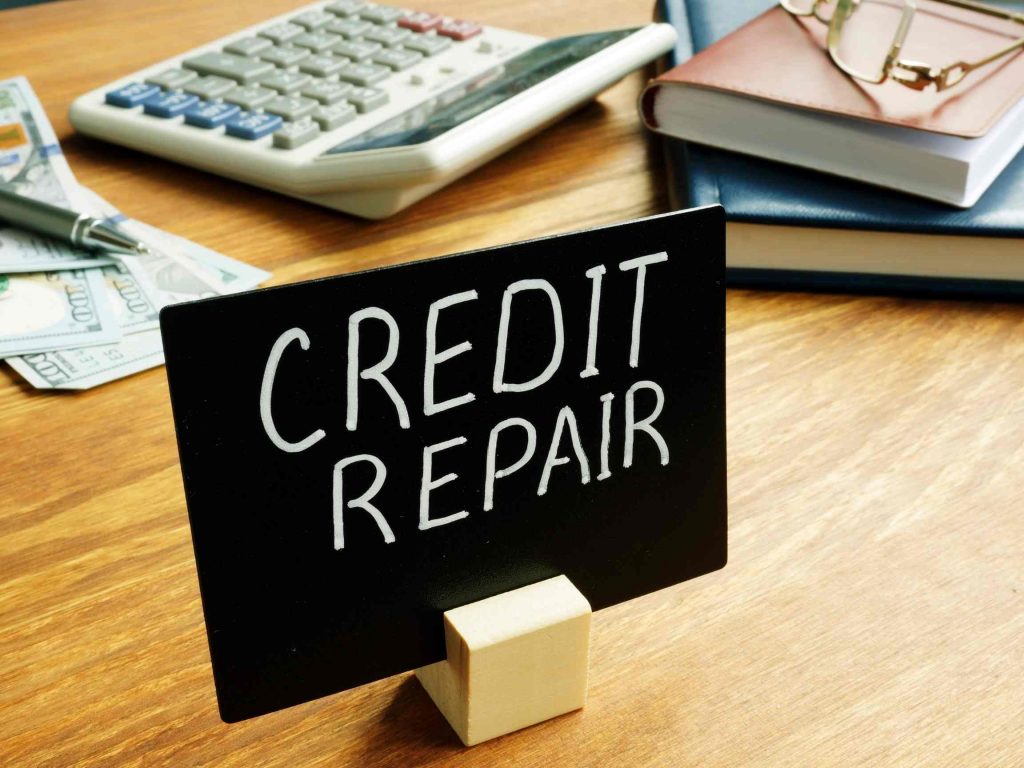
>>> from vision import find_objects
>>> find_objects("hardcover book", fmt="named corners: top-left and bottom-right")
top-left (653, 0), bottom-right (1024, 297)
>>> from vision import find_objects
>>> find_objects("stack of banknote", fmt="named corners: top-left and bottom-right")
top-left (0, 77), bottom-right (270, 390)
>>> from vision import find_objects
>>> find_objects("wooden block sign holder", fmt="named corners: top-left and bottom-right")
top-left (415, 575), bottom-right (591, 746)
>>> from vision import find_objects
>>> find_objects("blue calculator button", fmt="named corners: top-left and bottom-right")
top-left (142, 91), bottom-right (200, 118)
top-left (105, 82), bottom-right (162, 107)
top-left (184, 100), bottom-right (241, 128)
top-left (225, 111), bottom-right (283, 140)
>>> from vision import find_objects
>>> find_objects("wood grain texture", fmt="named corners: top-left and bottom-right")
top-left (1, 1), bottom-right (1022, 766)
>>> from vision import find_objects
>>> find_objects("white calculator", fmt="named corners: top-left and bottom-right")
top-left (69, 2), bottom-right (677, 219)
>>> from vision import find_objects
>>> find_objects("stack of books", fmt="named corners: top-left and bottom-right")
top-left (642, 0), bottom-right (1024, 297)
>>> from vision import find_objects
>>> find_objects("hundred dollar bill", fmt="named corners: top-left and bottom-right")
top-left (0, 77), bottom-right (115, 272)
top-left (127, 220), bottom-right (271, 295)
top-left (0, 268), bottom-right (120, 358)
top-left (75, 188), bottom-right (270, 298)
top-left (6, 328), bottom-right (163, 390)
top-left (101, 259), bottom-right (163, 334)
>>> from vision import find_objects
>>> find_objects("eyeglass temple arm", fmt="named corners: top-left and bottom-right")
top-left (928, 0), bottom-right (1024, 25)
top-left (893, 0), bottom-right (1024, 90)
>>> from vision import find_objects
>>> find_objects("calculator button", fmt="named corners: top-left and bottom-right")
top-left (263, 95), bottom-right (319, 121)
top-left (362, 26), bottom-right (412, 46)
top-left (142, 91), bottom-right (199, 117)
top-left (182, 52), bottom-right (274, 84)
top-left (273, 118), bottom-right (321, 148)
top-left (291, 10), bottom-right (335, 30)
top-left (402, 34), bottom-right (451, 56)
top-left (223, 85), bottom-right (277, 109)
top-left (258, 23), bottom-right (305, 44)
top-left (371, 48), bottom-right (422, 70)
top-left (312, 102), bottom-right (357, 130)
top-left (225, 111), bottom-right (283, 140)
top-left (183, 76), bottom-right (237, 99)
top-left (258, 71), bottom-right (313, 94)
top-left (105, 82), bottom-right (161, 107)
top-left (325, 0), bottom-right (368, 15)
top-left (299, 54), bottom-right (349, 77)
top-left (292, 32), bottom-right (342, 52)
top-left (359, 4), bottom-right (407, 24)
top-left (184, 100), bottom-right (241, 128)
top-left (325, 17), bottom-right (372, 38)
top-left (331, 39), bottom-right (382, 60)
top-left (397, 12), bottom-right (442, 32)
top-left (301, 80), bottom-right (353, 104)
top-left (345, 86), bottom-right (388, 112)
top-left (437, 19), bottom-right (482, 40)
top-left (224, 36), bottom-right (273, 56)
top-left (337, 61), bottom-right (392, 86)
top-left (259, 46), bottom-right (311, 68)
top-left (145, 69), bottom-right (197, 90)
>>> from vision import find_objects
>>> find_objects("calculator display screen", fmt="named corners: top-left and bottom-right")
top-left (322, 28), bottom-right (638, 155)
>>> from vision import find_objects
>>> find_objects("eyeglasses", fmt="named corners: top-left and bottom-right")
top-left (779, 0), bottom-right (1024, 91)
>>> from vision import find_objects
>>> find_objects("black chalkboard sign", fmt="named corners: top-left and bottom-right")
top-left (161, 206), bottom-right (726, 723)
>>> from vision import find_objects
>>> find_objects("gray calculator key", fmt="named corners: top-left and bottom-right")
top-left (331, 39), bottom-right (382, 61)
top-left (325, 17), bottom-right (372, 37)
top-left (403, 34), bottom-right (452, 56)
top-left (312, 101), bottom-right (358, 130)
top-left (182, 52), bottom-right (274, 84)
top-left (145, 68), bottom-right (197, 90)
top-left (223, 84), bottom-right (277, 109)
top-left (291, 31), bottom-right (341, 52)
top-left (337, 61), bottom-right (391, 86)
top-left (259, 46), bottom-right (311, 68)
top-left (325, 0), bottom-right (367, 15)
top-left (359, 5), bottom-right (407, 24)
top-left (258, 22), bottom-right (305, 44)
top-left (299, 54), bottom-right (349, 77)
top-left (224, 36), bottom-right (273, 56)
top-left (273, 118), bottom-right (321, 148)
top-left (263, 95), bottom-right (319, 121)
top-left (291, 10), bottom-right (335, 29)
top-left (363, 26), bottom-right (412, 46)
top-left (259, 70), bottom-right (313, 94)
top-left (345, 86), bottom-right (388, 112)
top-left (183, 75), bottom-right (236, 99)
top-left (301, 80), bottom-right (353, 104)
top-left (371, 47), bottom-right (422, 70)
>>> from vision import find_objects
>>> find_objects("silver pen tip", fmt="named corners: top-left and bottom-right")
top-left (135, 242), bottom-right (151, 256)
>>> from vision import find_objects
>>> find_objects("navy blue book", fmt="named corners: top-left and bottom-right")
top-left (656, 0), bottom-right (1024, 298)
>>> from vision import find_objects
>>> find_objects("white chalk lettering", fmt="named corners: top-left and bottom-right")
top-left (484, 417), bottom-right (538, 512)
top-left (618, 252), bottom-right (668, 368)
top-left (346, 307), bottom-right (410, 431)
top-left (259, 327), bottom-right (326, 454)
top-left (493, 279), bottom-right (565, 393)
top-left (424, 290), bottom-right (478, 416)
top-left (538, 405), bottom-right (591, 496)
top-left (333, 454), bottom-right (394, 550)
top-left (420, 436), bottom-right (470, 530)
top-left (624, 380), bottom-right (669, 468)
top-left (580, 265), bottom-right (606, 378)
top-left (598, 392), bottom-right (614, 480)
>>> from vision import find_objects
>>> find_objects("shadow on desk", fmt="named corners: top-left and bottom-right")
top-left (351, 677), bottom-right (461, 766)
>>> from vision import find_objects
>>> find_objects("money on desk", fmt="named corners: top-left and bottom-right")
top-left (0, 76), bottom-right (271, 390)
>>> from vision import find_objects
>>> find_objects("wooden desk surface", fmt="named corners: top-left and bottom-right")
top-left (2, 1), bottom-right (1022, 765)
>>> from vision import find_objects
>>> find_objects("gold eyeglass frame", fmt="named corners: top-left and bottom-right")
top-left (780, 0), bottom-right (1024, 91)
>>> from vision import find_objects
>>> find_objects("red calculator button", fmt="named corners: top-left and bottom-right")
top-left (398, 11), bottom-right (443, 32)
top-left (437, 19), bottom-right (482, 40)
